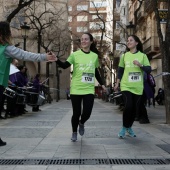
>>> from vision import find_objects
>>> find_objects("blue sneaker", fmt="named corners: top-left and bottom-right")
top-left (118, 127), bottom-right (126, 138)
top-left (126, 127), bottom-right (136, 137)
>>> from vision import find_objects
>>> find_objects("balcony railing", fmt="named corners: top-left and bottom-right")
top-left (143, 36), bottom-right (160, 55)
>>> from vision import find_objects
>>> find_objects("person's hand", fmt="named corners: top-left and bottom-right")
top-left (46, 51), bottom-right (57, 62)
top-left (133, 60), bottom-right (142, 67)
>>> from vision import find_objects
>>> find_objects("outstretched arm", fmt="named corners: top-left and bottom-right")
top-left (5, 46), bottom-right (56, 62)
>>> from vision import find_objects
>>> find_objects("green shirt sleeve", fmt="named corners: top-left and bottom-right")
top-left (143, 54), bottom-right (150, 66)
top-left (118, 54), bottom-right (125, 68)
top-left (67, 53), bottom-right (74, 65)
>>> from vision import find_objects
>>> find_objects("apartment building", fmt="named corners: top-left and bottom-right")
top-left (128, 0), bottom-right (166, 91)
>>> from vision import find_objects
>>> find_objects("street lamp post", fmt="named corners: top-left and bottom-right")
top-left (126, 21), bottom-right (135, 36)
top-left (20, 22), bottom-right (30, 66)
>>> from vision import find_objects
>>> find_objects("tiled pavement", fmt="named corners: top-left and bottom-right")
top-left (0, 99), bottom-right (170, 170)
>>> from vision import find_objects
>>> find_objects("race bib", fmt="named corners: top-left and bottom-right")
top-left (82, 73), bottom-right (94, 83)
top-left (128, 72), bottom-right (141, 82)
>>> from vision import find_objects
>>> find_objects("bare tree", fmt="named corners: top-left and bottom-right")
top-left (6, 0), bottom-right (34, 23)
top-left (24, 0), bottom-right (71, 101)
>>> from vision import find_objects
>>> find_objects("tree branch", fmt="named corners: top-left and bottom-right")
top-left (6, 0), bottom-right (34, 23)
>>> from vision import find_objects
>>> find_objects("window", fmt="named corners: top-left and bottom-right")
top-left (77, 16), bottom-right (88, 21)
top-left (77, 5), bottom-right (88, 11)
top-left (68, 6), bottom-right (72, 11)
top-left (77, 27), bottom-right (88, 32)
top-left (90, 1), bottom-right (107, 8)
top-left (92, 14), bottom-right (103, 20)
top-left (68, 16), bottom-right (72, 22)
top-left (89, 22), bottom-right (104, 30)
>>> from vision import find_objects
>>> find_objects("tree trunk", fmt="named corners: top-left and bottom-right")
top-left (153, 0), bottom-right (170, 123)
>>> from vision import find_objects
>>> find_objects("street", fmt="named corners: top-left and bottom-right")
top-left (0, 99), bottom-right (170, 170)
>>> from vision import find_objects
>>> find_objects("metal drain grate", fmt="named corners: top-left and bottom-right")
top-left (0, 159), bottom-right (170, 165)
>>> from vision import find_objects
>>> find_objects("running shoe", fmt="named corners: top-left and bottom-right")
top-left (71, 132), bottom-right (77, 142)
top-left (126, 127), bottom-right (136, 137)
top-left (0, 138), bottom-right (6, 147)
top-left (79, 122), bottom-right (85, 136)
top-left (118, 127), bottom-right (126, 138)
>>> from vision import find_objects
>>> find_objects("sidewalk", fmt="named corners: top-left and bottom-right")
top-left (0, 99), bottom-right (170, 170)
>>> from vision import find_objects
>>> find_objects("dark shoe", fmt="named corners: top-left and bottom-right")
top-left (135, 117), bottom-right (139, 121)
top-left (0, 138), bottom-right (6, 146)
top-left (0, 115), bottom-right (6, 119)
top-left (24, 109), bottom-right (28, 112)
top-left (32, 109), bottom-right (38, 112)
top-left (5, 114), bottom-right (11, 118)
top-left (139, 119), bottom-right (150, 124)
top-left (79, 122), bottom-right (85, 136)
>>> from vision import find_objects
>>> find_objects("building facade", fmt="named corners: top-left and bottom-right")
top-left (0, 0), bottom-right (70, 99)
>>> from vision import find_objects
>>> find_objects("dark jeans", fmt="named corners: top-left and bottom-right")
top-left (70, 94), bottom-right (94, 132)
top-left (122, 91), bottom-right (142, 128)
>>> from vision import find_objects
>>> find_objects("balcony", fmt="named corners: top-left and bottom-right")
top-left (143, 36), bottom-right (160, 57)
top-left (144, 0), bottom-right (154, 14)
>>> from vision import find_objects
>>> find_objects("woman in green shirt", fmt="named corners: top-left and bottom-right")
top-left (114, 35), bottom-right (151, 138)
top-left (56, 33), bottom-right (105, 142)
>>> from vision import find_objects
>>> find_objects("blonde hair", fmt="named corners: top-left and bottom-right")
top-left (0, 21), bottom-right (12, 45)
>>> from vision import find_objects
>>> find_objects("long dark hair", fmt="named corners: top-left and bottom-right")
top-left (0, 21), bottom-right (12, 45)
top-left (83, 32), bottom-right (100, 55)
top-left (127, 35), bottom-right (143, 52)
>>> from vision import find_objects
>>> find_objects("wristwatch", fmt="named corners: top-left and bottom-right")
top-left (140, 64), bottom-right (143, 68)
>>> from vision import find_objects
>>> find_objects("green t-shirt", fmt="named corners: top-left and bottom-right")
top-left (67, 50), bottom-right (99, 95)
top-left (119, 51), bottom-right (150, 95)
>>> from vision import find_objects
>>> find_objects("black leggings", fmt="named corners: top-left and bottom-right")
top-left (70, 94), bottom-right (94, 132)
top-left (122, 91), bottom-right (142, 128)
